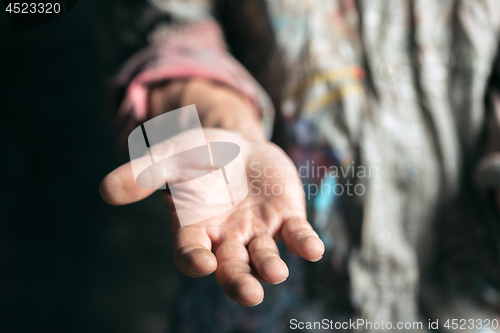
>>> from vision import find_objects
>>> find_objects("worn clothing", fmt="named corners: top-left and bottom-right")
top-left (114, 0), bottom-right (500, 332)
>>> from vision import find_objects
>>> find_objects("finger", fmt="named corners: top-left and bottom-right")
top-left (214, 240), bottom-right (264, 307)
top-left (173, 226), bottom-right (217, 278)
top-left (101, 128), bottom-right (212, 206)
top-left (280, 216), bottom-right (325, 262)
top-left (248, 235), bottom-right (289, 284)
top-left (100, 162), bottom-right (157, 205)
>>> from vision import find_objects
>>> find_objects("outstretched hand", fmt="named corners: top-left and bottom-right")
top-left (100, 128), bottom-right (324, 306)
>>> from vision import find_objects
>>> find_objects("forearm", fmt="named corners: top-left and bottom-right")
top-left (149, 78), bottom-right (267, 143)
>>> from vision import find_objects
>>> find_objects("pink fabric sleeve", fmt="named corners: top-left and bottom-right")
top-left (112, 19), bottom-right (274, 143)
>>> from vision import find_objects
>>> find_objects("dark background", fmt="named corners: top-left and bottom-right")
top-left (0, 2), bottom-right (182, 332)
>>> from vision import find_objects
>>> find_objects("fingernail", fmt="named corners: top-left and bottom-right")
top-left (272, 276), bottom-right (288, 285)
top-left (249, 299), bottom-right (264, 307)
top-left (310, 255), bottom-right (323, 262)
top-left (189, 269), bottom-right (213, 277)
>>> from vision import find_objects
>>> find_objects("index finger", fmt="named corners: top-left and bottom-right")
top-left (173, 224), bottom-right (217, 278)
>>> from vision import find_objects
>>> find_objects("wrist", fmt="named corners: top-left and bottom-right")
top-left (149, 79), bottom-right (267, 143)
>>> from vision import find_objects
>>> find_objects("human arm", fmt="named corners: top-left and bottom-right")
top-left (100, 1), bottom-right (324, 306)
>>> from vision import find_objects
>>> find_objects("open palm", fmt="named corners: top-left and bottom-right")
top-left (100, 128), bottom-right (324, 306)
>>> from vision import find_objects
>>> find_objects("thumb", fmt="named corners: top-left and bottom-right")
top-left (99, 128), bottom-right (202, 205)
top-left (100, 133), bottom-right (213, 205)
top-left (100, 161), bottom-right (157, 205)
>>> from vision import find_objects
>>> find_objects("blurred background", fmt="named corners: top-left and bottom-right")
top-left (3, 1), bottom-right (500, 333)
top-left (0, 1), bottom-right (186, 332)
